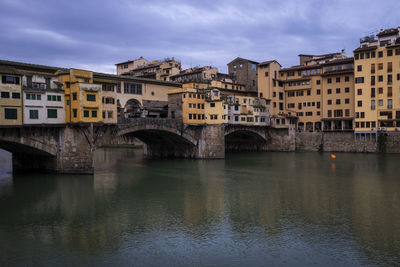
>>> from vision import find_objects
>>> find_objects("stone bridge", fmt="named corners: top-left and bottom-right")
top-left (0, 118), bottom-right (295, 174)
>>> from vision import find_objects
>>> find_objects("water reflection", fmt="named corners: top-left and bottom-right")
top-left (0, 149), bottom-right (399, 266)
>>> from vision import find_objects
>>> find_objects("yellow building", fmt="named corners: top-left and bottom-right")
top-left (58, 69), bottom-right (102, 124)
top-left (354, 27), bottom-right (400, 133)
top-left (0, 67), bottom-right (23, 126)
top-left (94, 77), bottom-right (118, 124)
top-left (168, 86), bottom-right (205, 124)
top-left (258, 52), bottom-right (352, 131)
top-left (204, 89), bottom-right (227, 125)
top-left (321, 58), bottom-right (354, 130)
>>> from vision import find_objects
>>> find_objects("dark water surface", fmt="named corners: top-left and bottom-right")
top-left (0, 148), bottom-right (400, 266)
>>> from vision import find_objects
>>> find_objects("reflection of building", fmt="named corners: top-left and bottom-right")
top-left (353, 27), bottom-right (400, 133)
top-left (116, 57), bottom-right (181, 81)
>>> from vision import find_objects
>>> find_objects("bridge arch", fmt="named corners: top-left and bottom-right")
top-left (116, 121), bottom-right (198, 158)
top-left (224, 126), bottom-right (268, 152)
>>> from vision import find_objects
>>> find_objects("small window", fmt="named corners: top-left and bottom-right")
top-left (84, 110), bottom-right (89, 117)
top-left (12, 92), bottom-right (20, 99)
top-left (92, 110), bottom-right (97, 118)
top-left (29, 110), bottom-right (39, 119)
top-left (47, 109), bottom-right (57, 118)
top-left (73, 109), bottom-right (77, 118)
top-left (1, 92), bottom-right (10, 98)
top-left (73, 92), bottom-right (77, 100)
top-left (4, 108), bottom-right (17, 119)
top-left (87, 94), bottom-right (96, 101)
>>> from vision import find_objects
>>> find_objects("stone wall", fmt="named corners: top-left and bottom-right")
top-left (196, 125), bottom-right (225, 158)
top-left (294, 131), bottom-right (400, 153)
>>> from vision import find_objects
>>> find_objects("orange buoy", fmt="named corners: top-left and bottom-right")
top-left (331, 154), bottom-right (336, 159)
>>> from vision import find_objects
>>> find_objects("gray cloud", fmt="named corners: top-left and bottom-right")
top-left (0, 0), bottom-right (399, 73)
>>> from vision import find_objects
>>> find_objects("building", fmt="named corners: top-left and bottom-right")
top-left (169, 66), bottom-right (220, 83)
top-left (115, 56), bottom-right (150, 75)
top-left (227, 57), bottom-right (259, 92)
top-left (93, 76), bottom-right (118, 124)
top-left (168, 82), bottom-right (269, 126)
top-left (57, 69), bottom-right (102, 124)
top-left (258, 52), bottom-right (353, 131)
top-left (353, 27), bottom-right (400, 134)
top-left (0, 66), bottom-right (23, 126)
top-left (225, 95), bottom-right (269, 126)
top-left (22, 72), bottom-right (65, 125)
top-left (321, 57), bottom-right (354, 131)
top-left (116, 57), bottom-right (181, 81)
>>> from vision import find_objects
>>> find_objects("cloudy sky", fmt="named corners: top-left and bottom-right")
top-left (0, 0), bottom-right (399, 74)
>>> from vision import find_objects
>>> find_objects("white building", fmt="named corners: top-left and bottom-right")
top-left (22, 74), bottom-right (65, 125)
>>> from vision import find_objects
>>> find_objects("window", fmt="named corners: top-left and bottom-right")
top-left (355, 77), bottom-right (364, 83)
top-left (328, 100), bottom-right (332, 105)
top-left (345, 109), bottom-right (350, 117)
top-left (357, 89), bottom-right (362, 95)
top-left (210, 103), bottom-right (215, 107)
top-left (307, 90), bottom-right (311, 96)
top-left (92, 110), bottom-right (97, 118)
top-left (336, 99), bottom-right (341, 105)
top-left (355, 54), bottom-right (359, 60)
top-left (371, 100), bottom-right (375, 110)
top-left (84, 110), bottom-right (89, 117)
top-left (317, 89), bottom-right (321, 95)
top-left (47, 109), bottom-right (57, 119)
top-left (371, 87), bottom-right (375, 97)
top-left (388, 74), bottom-right (392, 84)
top-left (316, 80), bottom-right (321, 85)
top-left (73, 93), bottom-right (77, 100)
top-left (357, 101), bottom-right (362, 107)
top-left (336, 88), bottom-right (340, 94)
top-left (265, 71), bottom-right (269, 77)
top-left (73, 109), bottom-right (77, 118)
top-left (360, 53), bottom-right (364, 59)
top-left (388, 99), bottom-right (393, 109)
top-left (327, 78), bottom-right (332, 84)
top-left (87, 94), bottom-right (96, 101)
top-left (317, 102), bottom-right (320, 108)
top-left (378, 51), bottom-right (383, 58)
top-left (388, 62), bottom-right (392, 72)
top-left (328, 110), bottom-right (332, 117)
top-left (12, 92), bottom-right (20, 99)
top-left (213, 91), bottom-right (218, 97)
top-left (29, 110), bottom-right (39, 119)
top-left (4, 108), bottom-right (17, 119)
top-left (328, 89), bottom-right (332, 94)
top-left (124, 82), bottom-right (142, 94)
top-left (1, 75), bottom-right (19, 84)
top-left (345, 87), bottom-right (350, 93)
top-left (1, 92), bottom-right (10, 98)
top-left (387, 50), bottom-right (393, 57)
top-left (378, 99), bottom-right (383, 106)
top-left (371, 76), bottom-right (375, 85)
top-left (345, 76), bottom-right (350, 82)
top-left (357, 65), bottom-right (362, 71)
top-left (388, 87), bottom-right (392, 97)
top-left (379, 87), bottom-right (383, 94)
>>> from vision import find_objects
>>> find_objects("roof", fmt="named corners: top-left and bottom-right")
top-left (298, 52), bottom-right (343, 58)
top-left (281, 64), bottom-right (321, 71)
top-left (258, 60), bottom-right (281, 67)
top-left (353, 45), bottom-right (378, 52)
top-left (93, 72), bottom-right (182, 87)
top-left (376, 28), bottom-right (399, 37)
top-left (227, 57), bottom-right (259, 65)
top-left (321, 69), bottom-right (354, 77)
top-left (0, 59), bottom-right (62, 73)
top-left (322, 57), bottom-right (354, 66)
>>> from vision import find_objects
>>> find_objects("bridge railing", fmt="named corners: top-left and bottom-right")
top-left (117, 117), bottom-right (185, 129)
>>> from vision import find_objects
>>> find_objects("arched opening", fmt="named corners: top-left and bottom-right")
top-left (124, 99), bottom-right (142, 118)
top-left (225, 130), bottom-right (267, 152)
top-left (0, 140), bottom-right (57, 172)
top-left (119, 129), bottom-right (197, 158)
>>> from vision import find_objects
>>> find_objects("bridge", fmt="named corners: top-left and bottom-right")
top-left (0, 118), bottom-right (295, 174)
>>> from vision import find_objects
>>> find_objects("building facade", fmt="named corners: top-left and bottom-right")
top-left (228, 57), bottom-right (259, 92)
top-left (0, 67), bottom-right (23, 126)
top-left (353, 27), bottom-right (400, 133)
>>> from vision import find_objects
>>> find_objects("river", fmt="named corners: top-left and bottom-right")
top-left (0, 148), bottom-right (399, 266)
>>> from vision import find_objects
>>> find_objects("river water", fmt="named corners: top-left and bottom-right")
top-left (0, 148), bottom-right (400, 266)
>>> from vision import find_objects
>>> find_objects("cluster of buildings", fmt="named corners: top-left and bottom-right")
top-left (1, 26), bottom-right (400, 135)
